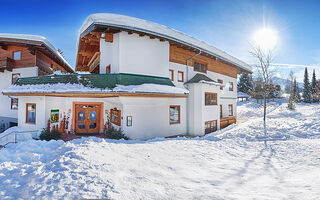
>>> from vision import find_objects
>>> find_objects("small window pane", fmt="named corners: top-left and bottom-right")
top-left (13, 51), bottom-right (21, 60)
top-left (170, 106), bottom-right (180, 124)
top-left (78, 123), bottom-right (85, 129)
top-left (127, 116), bottom-right (132, 126)
top-left (78, 111), bottom-right (85, 121)
top-left (11, 98), bottom-right (18, 110)
top-left (27, 104), bottom-right (36, 123)
top-left (89, 123), bottom-right (97, 129)
top-left (194, 62), bottom-right (200, 71)
top-left (201, 64), bottom-right (206, 72)
top-left (90, 111), bottom-right (97, 120)
top-left (178, 71), bottom-right (183, 82)
top-left (169, 70), bottom-right (174, 81)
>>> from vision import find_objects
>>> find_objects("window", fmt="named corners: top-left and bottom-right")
top-left (169, 105), bottom-right (180, 124)
top-left (26, 103), bottom-right (36, 124)
top-left (110, 108), bottom-right (121, 126)
top-left (194, 62), bottom-right (207, 73)
top-left (13, 51), bottom-right (21, 60)
top-left (228, 104), bottom-right (233, 116)
top-left (12, 73), bottom-right (20, 84)
top-left (127, 116), bottom-right (132, 126)
top-left (217, 79), bottom-right (223, 90)
top-left (220, 105), bottom-right (222, 118)
top-left (229, 82), bottom-right (234, 91)
top-left (169, 69), bottom-right (174, 81)
top-left (205, 120), bottom-right (217, 134)
top-left (205, 93), bottom-right (217, 105)
top-left (178, 71), bottom-right (184, 82)
top-left (106, 65), bottom-right (111, 74)
top-left (11, 98), bottom-right (18, 110)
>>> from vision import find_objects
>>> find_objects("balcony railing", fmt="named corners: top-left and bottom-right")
top-left (220, 116), bottom-right (236, 129)
top-left (0, 57), bottom-right (14, 72)
top-left (88, 52), bottom-right (100, 73)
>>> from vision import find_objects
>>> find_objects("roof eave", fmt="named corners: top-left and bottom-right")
top-left (79, 22), bottom-right (252, 73)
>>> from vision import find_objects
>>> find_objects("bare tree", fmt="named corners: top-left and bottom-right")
top-left (250, 46), bottom-right (274, 122)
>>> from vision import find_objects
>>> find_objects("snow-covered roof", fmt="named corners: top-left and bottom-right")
top-left (3, 83), bottom-right (188, 95)
top-left (237, 92), bottom-right (250, 98)
top-left (2, 73), bottom-right (188, 96)
top-left (79, 13), bottom-right (252, 73)
top-left (0, 33), bottom-right (73, 72)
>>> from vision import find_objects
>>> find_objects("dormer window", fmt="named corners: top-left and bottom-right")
top-left (13, 51), bottom-right (21, 60)
top-left (194, 62), bottom-right (207, 73)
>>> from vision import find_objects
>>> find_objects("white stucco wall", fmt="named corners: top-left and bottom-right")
top-left (120, 97), bottom-right (187, 140)
top-left (100, 32), bottom-right (169, 77)
top-left (0, 67), bottom-right (38, 119)
top-left (17, 96), bottom-right (187, 140)
top-left (18, 96), bottom-right (46, 131)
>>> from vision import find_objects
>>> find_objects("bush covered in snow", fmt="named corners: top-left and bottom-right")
top-left (105, 126), bottom-right (129, 140)
top-left (39, 129), bottom-right (62, 141)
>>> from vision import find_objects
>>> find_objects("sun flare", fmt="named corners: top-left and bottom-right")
top-left (253, 28), bottom-right (278, 50)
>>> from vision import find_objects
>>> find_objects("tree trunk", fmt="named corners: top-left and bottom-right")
top-left (263, 94), bottom-right (267, 122)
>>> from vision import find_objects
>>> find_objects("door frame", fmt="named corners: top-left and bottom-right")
top-left (72, 102), bottom-right (104, 133)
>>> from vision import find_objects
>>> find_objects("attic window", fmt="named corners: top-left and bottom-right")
top-left (194, 62), bottom-right (207, 73)
top-left (13, 51), bottom-right (21, 60)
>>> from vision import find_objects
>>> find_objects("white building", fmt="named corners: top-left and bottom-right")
top-left (0, 34), bottom-right (73, 132)
top-left (3, 14), bottom-right (252, 139)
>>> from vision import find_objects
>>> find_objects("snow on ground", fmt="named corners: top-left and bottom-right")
top-left (0, 100), bottom-right (320, 199)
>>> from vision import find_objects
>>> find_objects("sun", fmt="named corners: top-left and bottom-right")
top-left (253, 28), bottom-right (278, 50)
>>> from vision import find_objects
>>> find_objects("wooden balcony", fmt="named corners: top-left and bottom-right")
top-left (220, 116), bottom-right (236, 129)
top-left (0, 57), bottom-right (14, 72)
top-left (88, 52), bottom-right (100, 73)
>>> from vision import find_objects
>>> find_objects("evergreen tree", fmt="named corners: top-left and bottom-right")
top-left (311, 69), bottom-right (318, 102)
top-left (237, 73), bottom-right (253, 94)
top-left (293, 78), bottom-right (300, 102)
top-left (303, 68), bottom-right (312, 103)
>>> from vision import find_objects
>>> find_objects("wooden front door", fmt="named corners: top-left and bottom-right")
top-left (75, 104), bottom-right (101, 134)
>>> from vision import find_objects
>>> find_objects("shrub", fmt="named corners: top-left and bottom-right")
top-left (39, 129), bottom-right (62, 141)
top-left (105, 126), bottom-right (129, 140)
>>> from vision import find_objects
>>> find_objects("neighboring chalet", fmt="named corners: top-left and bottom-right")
top-left (0, 34), bottom-right (73, 132)
top-left (237, 92), bottom-right (250, 102)
top-left (3, 14), bottom-right (252, 139)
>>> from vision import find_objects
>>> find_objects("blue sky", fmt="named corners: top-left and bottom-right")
top-left (1, 0), bottom-right (320, 81)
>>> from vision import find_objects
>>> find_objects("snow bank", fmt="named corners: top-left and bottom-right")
top-left (3, 83), bottom-right (189, 95)
top-left (1, 100), bottom-right (319, 199)
top-left (0, 127), bottom-right (40, 146)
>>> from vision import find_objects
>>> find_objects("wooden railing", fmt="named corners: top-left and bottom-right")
top-left (220, 116), bottom-right (236, 129)
top-left (0, 57), bottom-right (14, 72)
top-left (88, 52), bottom-right (100, 73)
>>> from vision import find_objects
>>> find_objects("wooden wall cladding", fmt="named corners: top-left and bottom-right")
top-left (169, 45), bottom-right (237, 78)
top-left (0, 46), bottom-right (36, 68)
top-left (36, 50), bottom-right (65, 73)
